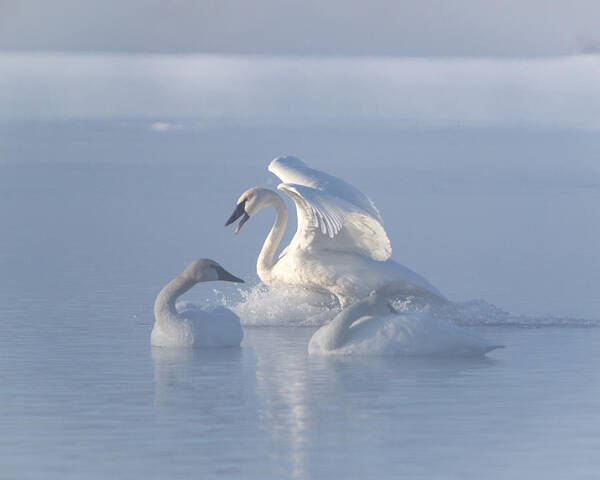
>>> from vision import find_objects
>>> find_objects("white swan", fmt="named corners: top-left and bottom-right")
top-left (151, 258), bottom-right (244, 348)
top-left (309, 283), bottom-right (502, 356)
top-left (225, 155), bottom-right (444, 307)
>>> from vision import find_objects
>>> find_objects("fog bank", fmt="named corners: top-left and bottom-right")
top-left (1, 53), bottom-right (600, 130)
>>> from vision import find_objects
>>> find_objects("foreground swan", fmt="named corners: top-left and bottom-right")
top-left (151, 259), bottom-right (244, 348)
top-left (226, 155), bottom-right (444, 307)
top-left (309, 284), bottom-right (502, 356)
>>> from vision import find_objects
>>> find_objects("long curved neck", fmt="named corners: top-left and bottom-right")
top-left (257, 195), bottom-right (288, 283)
top-left (325, 299), bottom-right (373, 351)
top-left (154, 274), bottom-right (195, 325)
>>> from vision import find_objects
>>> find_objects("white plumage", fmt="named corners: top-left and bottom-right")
top-left (309, 287), bottom-right (502, 356)
top-left (226, 156), bottom-right (444, 307)
top-left (151, 259), bottom-right (244, 348)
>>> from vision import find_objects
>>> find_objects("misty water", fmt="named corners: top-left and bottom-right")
top-left (1, 119), bottom-right (600, 479)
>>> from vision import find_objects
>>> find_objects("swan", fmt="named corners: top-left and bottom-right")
top-left (225, 155), bottom-right (444, 307)
top-left (151, 258), bottom-right (244, 348)
top-left (308, 283), bottom-right (503, 356)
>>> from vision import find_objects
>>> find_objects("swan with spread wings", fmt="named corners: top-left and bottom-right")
top-left (225, 156), bottom-right (444, 307)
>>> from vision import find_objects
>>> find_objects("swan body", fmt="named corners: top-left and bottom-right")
top-left (151, 259), bottom-right (244, 348)
top-left (308, 284), bottom-right (502, 356)
top-left (226, 155), bottom-right (444, 307)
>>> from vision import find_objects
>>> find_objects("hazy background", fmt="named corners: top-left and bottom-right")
top-left (2, 54), bottom-right (600, 129)
top-left (1, 1), bottom-right (600, 309)
top-left (1, 0), bottom-right (600, 126)
top-left (2, 0), bottom-right (600, 126)
top-left (1, 0), bottom-right (600, 56)
top-left (1, 1), bottom-right (600, 319)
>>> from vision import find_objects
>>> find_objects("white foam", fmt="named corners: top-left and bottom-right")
top-left (197, 283), bottom-right (339, 327)
top-left (392, 296), bottom-right (600, 328)
top-left (192, 282), bottom-right (599, 328)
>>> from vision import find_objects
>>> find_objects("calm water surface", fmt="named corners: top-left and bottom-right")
top-left (1, 121), bottom-right (599, 479)
top-left (2, 323), bottom-right (600, 479)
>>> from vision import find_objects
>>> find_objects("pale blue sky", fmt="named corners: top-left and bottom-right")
top-left (1, 0), bottom-right (599, 56)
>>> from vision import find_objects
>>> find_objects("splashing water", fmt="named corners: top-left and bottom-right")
top-left (183, 283), bottom-right (340, 327)
top-left (181, 282), bottom-right (599, 328)
top-left (392, 296), bottom-right (599, 328)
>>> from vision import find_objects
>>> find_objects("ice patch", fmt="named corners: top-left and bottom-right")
top-left (149, 121), bottom-right (185, 132)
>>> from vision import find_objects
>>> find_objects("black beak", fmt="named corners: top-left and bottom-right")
top-left (215, 265), bottom-right (244, 283)
top-left (225, 200), bottom-right (250, 234)
top-left (225, 200), bottom-right (246, 226)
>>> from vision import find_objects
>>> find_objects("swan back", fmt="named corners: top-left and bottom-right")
top-left (309, 312), bottom-right (502, 356)
top-left (179, 305), bottom-right (243, 347)
top-left (309, 291), bottom-right (501, 356)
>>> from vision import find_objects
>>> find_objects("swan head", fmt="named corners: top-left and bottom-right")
top-left (367, 282), bottom-right (413, 314)
top-left (225, 187), bottom-right (281, 234)
top-left (181, 258), bottom-right (244, 284)
top-left (366, 291), bottom-right (397, 315)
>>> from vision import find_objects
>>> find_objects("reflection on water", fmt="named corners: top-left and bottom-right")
top-left (2, 303), bottom-right (600, 479)
top-left (150, 329), bottom-right (499, 479)
top-left (152, 346), bottom-right (245, 407)
top-left (1, 127), bottom-right (600, 479)
top-left (244, 328), bottom-right (500, 479)
top-left (150, 298), bottom-right (506, 476)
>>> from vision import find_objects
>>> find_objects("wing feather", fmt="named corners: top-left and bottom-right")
top-left (268, 156), bottom-right (383, 222)
top-left (277, 183), bottom-right (392, 261)
top-left (269, 156), bottom-right (392, 261)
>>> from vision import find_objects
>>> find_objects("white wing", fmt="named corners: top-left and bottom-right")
top-left (269, 156), bottom-right (383, 222)
top-left (269, 156), bottom-right (392, 261)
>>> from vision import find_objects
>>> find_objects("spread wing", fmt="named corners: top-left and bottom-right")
top-left (269, 156), bottom-right (392, 261)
